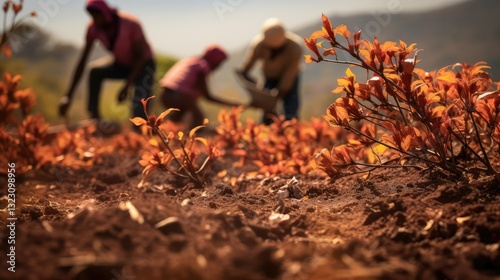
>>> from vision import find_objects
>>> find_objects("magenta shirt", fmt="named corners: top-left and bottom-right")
top-left (86, 11), bottom-right (153, 67)
top-left (159, 57), bottom-right (212, 99)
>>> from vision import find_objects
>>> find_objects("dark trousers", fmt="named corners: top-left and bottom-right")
top-left (262, 76), bottom-right (300, 125)
top-left (88, 59), bottom-right (156, 119)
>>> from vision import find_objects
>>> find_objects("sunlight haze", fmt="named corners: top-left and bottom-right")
top-left (21, 0), bottom-right (469, 57)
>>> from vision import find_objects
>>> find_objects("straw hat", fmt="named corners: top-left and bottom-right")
top-left (261, 18), bottom-right (286, 48)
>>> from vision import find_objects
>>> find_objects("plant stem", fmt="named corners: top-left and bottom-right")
top-left (346, 125), bottom-right (441, 167)
top-left (448, 127), bottom-right (489, 169)
top-left (152, 126), bottom-right (201, 185)
top-left (178, 139), bottom-right (204, 187)
top-left (469, 111), bottom-right (495, 173)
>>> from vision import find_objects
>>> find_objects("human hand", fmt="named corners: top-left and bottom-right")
top-left (58, 96), bottom-right (71, 117)
top-left (117, 85), bottom-right (130, 103)
top-left (235, 69), bottom-right (257, 84)
top-left (269, 88), bottom-right (279, 97)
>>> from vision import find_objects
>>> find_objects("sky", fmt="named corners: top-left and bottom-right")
top-left (18, 0), bottom-right (470, 58)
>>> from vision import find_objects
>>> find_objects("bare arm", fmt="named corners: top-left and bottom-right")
top-left (65, 39), bottom-right (93, 100)
top-left (125, 38), bottom-right (148, 89)
top-left (237, 39), bottom-right (261, 82)
top-left (117, 38), bottom-right (148, 104)
top-left (276, 45), bottom-right (302, 97)
top-left (200, 75), bottom-right (241, 106)
top-left (59, 38), bottom-right (93, 117)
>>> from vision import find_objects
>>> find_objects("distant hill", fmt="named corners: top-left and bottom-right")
top-left (212, 0), bottom-right (500, 120)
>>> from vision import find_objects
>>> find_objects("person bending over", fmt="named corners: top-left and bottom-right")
top-left (159, 45), bottom-right (238, 130)
top-left (238, 18), bottom-right (303, 124)
top-left (59, 0), bottom-right (155, 124)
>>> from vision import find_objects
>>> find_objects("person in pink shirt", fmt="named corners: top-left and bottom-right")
top-left (160, 45), bottom-right (238, 129)
top-left (58, 0), bottom-right (155, 124)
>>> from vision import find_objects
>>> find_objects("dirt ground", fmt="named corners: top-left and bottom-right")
top-left (1, 148), bottom-right (499, 280)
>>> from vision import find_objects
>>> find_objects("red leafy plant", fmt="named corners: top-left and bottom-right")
top-left (215, 107), bottom-right (343, 179)
top-left (0, 113), bottom-right (106, 175)
top-left (0, 58), bottom-right (111, 175)
top-left (305, 14), bottom-right (500, 182)
top-left (1, 0), bottom-right (36, 57)
top-left (0, 72), bottom-right (35, 123)
top-left (1, 1), bottom-right (38, 116)
top-left (1, 1), bottom-right (145, 176)
top-left (131, 96), bottom-right (221, 188)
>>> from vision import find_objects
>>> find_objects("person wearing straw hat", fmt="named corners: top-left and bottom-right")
top-left (58, 0), bottom-right (155, 124)
top-left (159, 45), bottom-right (240, 130)
top-left (237, 18), bottom-right (303, 124)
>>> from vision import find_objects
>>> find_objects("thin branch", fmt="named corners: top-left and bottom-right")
top-left (153, 126), bottom-right (201, 184)
top-left (448, 127), bottom-right (489, 169)
top-left (345, 125), bottom-right (441, 167)
top-left (333, 161), bottom-right (425, 170)
top-left (469, 110), bottom-right (495, 172)
top-left (321, 58), bottom-right (364, 67)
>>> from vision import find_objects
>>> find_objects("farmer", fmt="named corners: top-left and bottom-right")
top-left (237, 18), bottom-right (303, 124)
top-left (58, 0), bottom-right (155, 123)
top-left (159, 45), bottom-right (239, 130)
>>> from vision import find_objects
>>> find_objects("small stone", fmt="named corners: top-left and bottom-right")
top-left (276, 189), bottom-right (289, 199)
top-left (391, 227), bottom-right (413, 243)
top-left (238, 227), bottom-right (259, 247)
top-left (155, 217), bottom-right (184, 235)
top-left (238, 204), bottom-right (258, 219)
top-left (166, 188), bottom-right (177, 196)
top-left (292, 228), bottom-right (307, 237)
top-left (215, 184), bottom-right (234, 196)
top-left (290, 185), bottom-right (303, 199)
top-left (91, 181), bottom-right (108, 193)
top-left (44, 206), bottom-right (59, 215)
top-left (180, 199), bottom-right (191, 207)
top-left (208, 202), bottom-right (218, 209)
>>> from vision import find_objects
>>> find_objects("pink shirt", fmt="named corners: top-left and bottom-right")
top-left (86, 11), bottom-right (153, 67)
top-left (159, 57), bottom-right (212, 99)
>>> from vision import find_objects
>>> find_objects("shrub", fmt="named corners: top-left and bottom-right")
top-left (305, 14), bottom-right (500, 182)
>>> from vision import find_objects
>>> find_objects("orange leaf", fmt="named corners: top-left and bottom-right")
top-left (304, 54), bottom-right (318, 64)
top-left (310, 30), bottom-right (328, 41)
top-left (346, 67), bottom-right (356, 79)
top-left (130, 117), bottom-right (147, 126)
top-left (156, 108), bottom-right (179, 126)
top-left (148, 138), bottom-right (159, 147)
top-left (12, 3), bottom-right (22, 14)
top-left (1, 45), bottom-right (12, 58)
top-left (141, 96), bottom-right (155, 116)
top-left (217, 170), bottom-right (227, 178)
top-left (189, 125), bottom-right (205, 138)
top-left (337, 78), bottom-right (351, 88)
top-left (232, 149), bottom-right (247, 157)
top-left (348, 139), bottom-right (362, 145)
top-left (323, 48), bottom-right (336, 57)
top-left (321, 14), bottom-right (335, 40)
top-left (331, 86), bottom-right (344, 94)
top-left (304, 37), bottom-right (322, 61)
top-left (194, 137), bottom-right (208, 146)
top-left (437, 69), bottom-right (457, 84)
top-left (334, 24), bottom-right (349, 38)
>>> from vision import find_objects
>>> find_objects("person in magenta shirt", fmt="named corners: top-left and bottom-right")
top-left (58, 0), bottom-right (155, 123)
top-left (160, 45), bottom-right (239, 129)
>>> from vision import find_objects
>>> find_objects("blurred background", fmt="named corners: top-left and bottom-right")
top-left (1, 0), bottom-right (498, 125)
